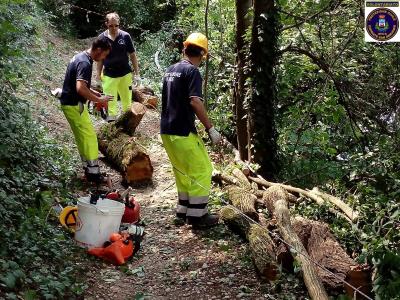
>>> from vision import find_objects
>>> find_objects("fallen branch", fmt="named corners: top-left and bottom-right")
top-left (266, 186), bottom-right (329, 300)
top-left (310, 187), bottom-right (359, 221)
top-left (249, 176), bottom-right (355, 223)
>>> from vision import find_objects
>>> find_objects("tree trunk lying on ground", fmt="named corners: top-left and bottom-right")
top-left (263, 186), bottom-right (371, 297)
top-left (132, 86), bottom-right (158, 109)
top-left (225, 185), bottom-right (259, 221)
top-left (219, 206), bottom-right (279, 280)
top-left (97, 104), bottom-right (153, 184)
top-left (217, 169), bottom-right (371, 298)
top-left (264, 186), bottom-right (329, 300)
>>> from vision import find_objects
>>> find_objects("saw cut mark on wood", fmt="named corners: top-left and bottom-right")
top-left (265, 185), bottom-right (329, 300)
top-left (132, 86), bottom-right (159, 109)
top-left (97, 104), bottom-right (153, 184)
top-left (249, 176), bottom-right (357, 223)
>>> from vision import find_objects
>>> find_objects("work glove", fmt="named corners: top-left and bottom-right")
top-left (133, 75), bottom-right (141, 87)
top-left (208, 127), bottom-right (222, 145)
top-left (51, 88), bottom-right (62, 98)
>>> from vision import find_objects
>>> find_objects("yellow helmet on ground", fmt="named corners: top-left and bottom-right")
top-left (59, 206), bottom-right (78, 232)
top-left (183, 32), bottom-right (208, 55)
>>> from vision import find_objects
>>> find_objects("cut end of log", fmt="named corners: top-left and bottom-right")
top-left (345, 265), bottom-right (372, 299)
top-left (125, 153), bottom-right (153, 184)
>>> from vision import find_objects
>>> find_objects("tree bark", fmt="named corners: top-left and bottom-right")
top-left (234, 0), bottom-right (252, 160)
top-left (132, 87), bottom-right (158, 109)
top-left (292, 217), bottom-right (357, 291)
top-left (97, 127), bottom-right (153, 185)
top-left (264, 186), bottom-right (370, 295)
top-left (113, 102), bottom-right (146, 135)
top-left (225, 185), bottom-right (259, 221)
top-left (219, 206), bottom-right (279, 280)
top-left (266, 186), bottom-right (329, 300)
top-left (248, 0), bottom-right (279, 179)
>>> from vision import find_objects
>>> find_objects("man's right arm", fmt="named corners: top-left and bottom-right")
top-left (76, 80), bottom-right (111, 103)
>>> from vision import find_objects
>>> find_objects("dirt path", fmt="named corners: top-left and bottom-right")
top-left (26, 28), bottom-right (306, 300)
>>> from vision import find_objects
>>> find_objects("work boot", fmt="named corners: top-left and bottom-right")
top-left (188, 214), bottom-right (219, 229)
top-left (173, 213), bottom-right (186, 226)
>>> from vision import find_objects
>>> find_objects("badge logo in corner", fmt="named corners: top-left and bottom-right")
top-left (366, 8), bottom-right (399, 41)
top-left (118, 39), bottom-right (126, 45)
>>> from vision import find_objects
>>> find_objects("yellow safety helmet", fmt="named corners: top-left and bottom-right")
top-left (183, 32), bottom-right (208, 56)
top-left (59, 206), bottom-right (78, 232)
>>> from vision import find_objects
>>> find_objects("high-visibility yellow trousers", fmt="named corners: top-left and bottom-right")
top-left (102, 73), bottom-right (132, 118)
top-left (161, 133), bottom-right (213, 221)
top-left (61, 103), bottom-right (98, 163)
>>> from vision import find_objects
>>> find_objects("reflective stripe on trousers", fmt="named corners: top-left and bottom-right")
top-left (161, 133), bottom-right (213, 219)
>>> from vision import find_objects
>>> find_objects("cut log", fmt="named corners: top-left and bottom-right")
top-left (97, 128), bottom-right (153, 184)
top-left (219, 206), bottom-right (250, 238)
top-left (292, 217), bottom-right (357, 291)
top-left (265, 186), bottom-right (329, 300)
top-left (113, 102), bottom-right (146, 135)
top-left (219, 207), bottom-right (279, 280)
top-left (132, 87), bottom-right (158, 109)
top-left (225, 185), bottom-right (259, 221)
top-left (248, 224), bottom-right (279, 280)
top-left (264, 186), bottom-right (371, 296)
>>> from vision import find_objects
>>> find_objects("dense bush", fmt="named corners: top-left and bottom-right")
top-left (37, 0), bottom-right (176, 38)
top-left (0, 1), bottom-right (85, 298)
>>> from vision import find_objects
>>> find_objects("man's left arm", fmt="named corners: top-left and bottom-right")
top-left (129, 52), bottom-right (140, 76)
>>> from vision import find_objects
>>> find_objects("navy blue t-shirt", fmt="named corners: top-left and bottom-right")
top-left (160, 60), bottom-right (203, 136)
top-left (99, 30), bottom-right (135, 78)
top-left (60, 51), bottom-right (93, 106)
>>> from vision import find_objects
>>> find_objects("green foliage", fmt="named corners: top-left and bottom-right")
top-left (0, 1), bottom-right (85, 298)
top-left (37, 0), bottom-right (176, 38)
top-left (277, 0), bottom-right (400, 297)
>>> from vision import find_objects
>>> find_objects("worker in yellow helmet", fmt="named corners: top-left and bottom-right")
top-left (161, 32), bottom-right (222, 229)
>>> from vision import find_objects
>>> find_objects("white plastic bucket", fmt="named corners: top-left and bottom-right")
top-left (74, 196), bottom-right (125, 248)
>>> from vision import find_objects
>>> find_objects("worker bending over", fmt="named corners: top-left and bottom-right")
top-left (60, 38), bottom-right (113, 183)
top-left (160, 32), bottom-right (222, 229)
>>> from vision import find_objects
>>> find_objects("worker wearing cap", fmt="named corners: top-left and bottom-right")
top-left (97, 12), bottom-right (141, 122)
top-left (60, 38), bottom-right (113, 182)
top-left (161, 33), bottom-right (222, 229)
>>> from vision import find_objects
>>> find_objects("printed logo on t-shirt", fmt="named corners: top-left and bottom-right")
top-left (118, 39), bottom-right (125, 45)
top-left (165, 72), bottom-right (181, 82)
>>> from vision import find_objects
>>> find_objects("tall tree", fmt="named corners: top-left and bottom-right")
top-left (234, 0), bottom-right (252, 160)
top-left (248, 0), bottom-right (279, 179)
